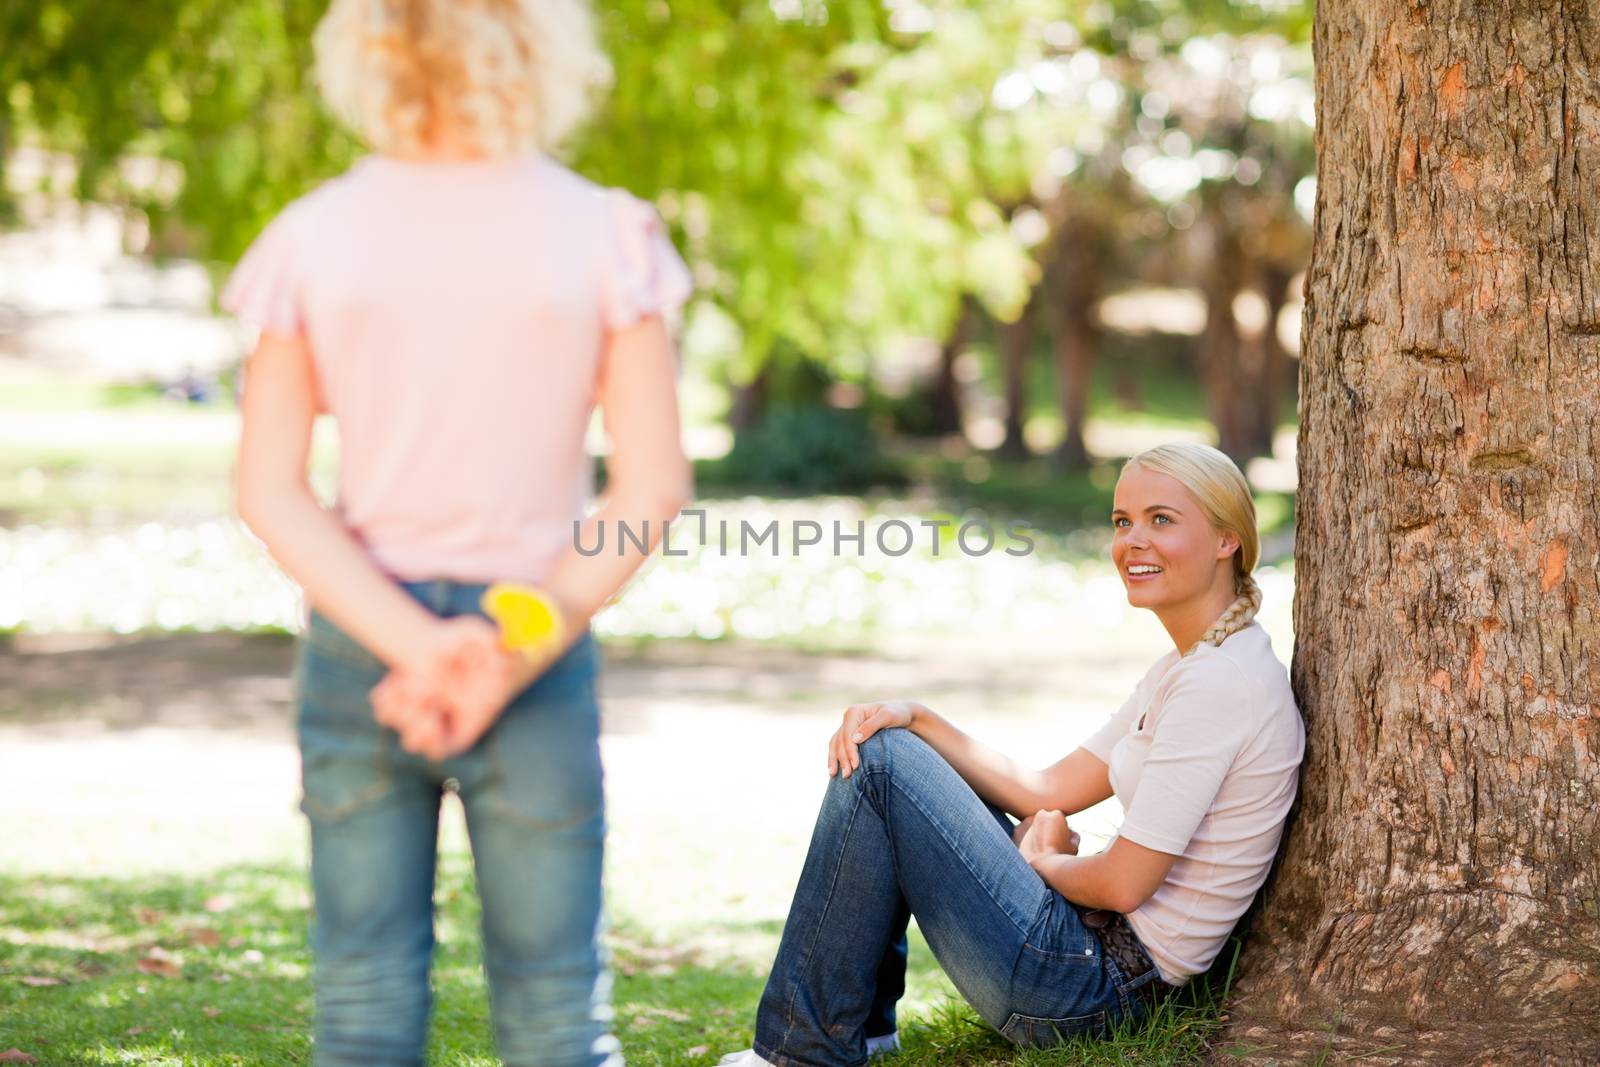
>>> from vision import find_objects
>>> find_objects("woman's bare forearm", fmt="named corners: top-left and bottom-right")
top-left (907, 707), bottom-right (1116, 819)
top-left (907, 705), bottom-right (1060, 818)
top-left (538, 315), bottom-right (692, 636)
top-left (541, 480), bottom-right (691, 627)
top-left (238, 483), bottom-right (439, 668)
top-left (235, 330), bottom-right (441, 671)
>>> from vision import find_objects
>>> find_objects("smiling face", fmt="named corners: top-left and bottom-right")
top-left (1111, 463), bottom-right (1241, 613)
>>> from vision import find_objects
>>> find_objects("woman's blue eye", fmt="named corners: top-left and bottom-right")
top-left (1113, 517), bottom-right (1129, 527)
top-left (1154, 514), bottom-right (1171, 524)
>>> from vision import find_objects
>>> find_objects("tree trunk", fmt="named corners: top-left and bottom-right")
top-left (1250, 263), bottom-right (1297, 458)
top-left (1195, 208), bottom-right (1257, 463)
top-left (728, 365), bottom-right (770, 433)
top-left (998, 293), bottom-right (1036, 461)
top-left (930, 294), bottom-right (978, 437)
top-left (1047, 216), bottom-right (1101, 471)
top-left (1234, 2), bottom-right (1600, 1059)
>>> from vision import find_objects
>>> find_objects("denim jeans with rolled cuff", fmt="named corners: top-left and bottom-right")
top-left (295, 579), bottom-right (619, 1067)
top-left (752, 729), bottom-right (1169, 1067)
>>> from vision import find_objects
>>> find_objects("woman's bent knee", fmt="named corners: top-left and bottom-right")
top-left (858, 726), bottom-right (925, 766)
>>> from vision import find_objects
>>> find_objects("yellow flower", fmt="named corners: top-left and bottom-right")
top-left (481, 584), bottom-right (565, 657)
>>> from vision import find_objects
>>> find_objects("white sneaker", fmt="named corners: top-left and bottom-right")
top-left (715, 1035), bottom-right (895, 1065)
top-left (867, 1031), bottom-right (901, 1058)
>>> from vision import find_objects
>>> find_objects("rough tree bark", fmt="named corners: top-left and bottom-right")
top-left (1234, 2), bottom-right (1600, 1060)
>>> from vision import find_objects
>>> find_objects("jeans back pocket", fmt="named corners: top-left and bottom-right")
top-left (1000, 1009), bottom-right (1107, 1048)
top-left (296, 619), bottom-right (394, 822)
top-left (483, 645), bottom-right (604, 830)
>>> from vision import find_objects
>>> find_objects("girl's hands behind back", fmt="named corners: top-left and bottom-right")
top-left (371, 617), bottom-right (550, 762)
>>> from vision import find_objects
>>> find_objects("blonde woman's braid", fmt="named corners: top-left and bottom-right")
top-left (1189, 573), bottom-right (1263, 655)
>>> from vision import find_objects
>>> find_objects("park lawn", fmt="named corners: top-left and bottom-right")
top-left (0, 855), bottom-right (1236, 1066)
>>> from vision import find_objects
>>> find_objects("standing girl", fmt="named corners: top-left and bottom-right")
top-left (226, 2), bottom-right (691, 1064)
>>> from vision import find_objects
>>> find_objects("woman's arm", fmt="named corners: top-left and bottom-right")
top-left (1021, 821), bottom-right (1178, 913)
top-left (234, 330), bottom-right (448, 668)
top-left (832, 701), bottom-right (1116, 820)
top-left (538, 315), bottom-right (692, 628)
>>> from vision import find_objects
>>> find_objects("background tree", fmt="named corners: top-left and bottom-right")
top-left (1121, 30), bottom-right (1314, 463)
top-left (3, 1), bottom-right (1320, 469)
top-left (1234, 1), bottom-right (1600, 1058)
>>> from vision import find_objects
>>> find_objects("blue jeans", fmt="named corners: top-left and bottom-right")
top-left (294, 580), bottom-right (618, 1067)
top-left (753, 729), bottom-right (1163, 1066)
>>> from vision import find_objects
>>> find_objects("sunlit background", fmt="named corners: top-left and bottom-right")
top-left (1, 2), bottom-right (1313, 1063)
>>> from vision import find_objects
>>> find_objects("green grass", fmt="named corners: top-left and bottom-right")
top-left (0, 378), bottom-right (197, 414)
top-left (0, 423), bottom-right (338, 524)
top-left (0, 862), bottom-right (1234, 1066)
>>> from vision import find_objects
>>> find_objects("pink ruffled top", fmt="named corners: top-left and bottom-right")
top-left (221, 152), bottom-right (691, 585)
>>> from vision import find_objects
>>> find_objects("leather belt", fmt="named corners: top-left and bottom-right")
top-left (1077, 907), bottom-right (1180, 1007)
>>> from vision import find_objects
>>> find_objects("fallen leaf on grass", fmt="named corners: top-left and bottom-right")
top-left (189, 929), bottom-right (222, 948)
top-left (687, 1046), bottom-right (709, 1057)
top-left (136, 907), bottom-right (165, 926)
top-left (0, 1051), bottom-right (38, 1064)
top-left (135, 956), bottom-right (182, 978)
top-left (17, 976), bottom-right (63, 987)
top-left (125, 1027), bottom-right (146, 1036)
top-left (202, 1007), bottom-right (222, 1018)
top-left (203, 895), bottom-right (235, 913)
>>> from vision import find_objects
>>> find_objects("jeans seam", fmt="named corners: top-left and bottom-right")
top-left (775, 787), bottom-right (869, 1059)
top-left (482, 673), bottom-right (603, 828)
top-left (877, 770), bottom-right (1038, 940)
top-left (754, 1039), bottom-right (864, 1067)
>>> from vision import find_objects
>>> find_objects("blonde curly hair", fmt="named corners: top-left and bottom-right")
top-left (1124, 443), bottom-right (1263, 655)
top-left (313, 0), bottom-right (611, 157)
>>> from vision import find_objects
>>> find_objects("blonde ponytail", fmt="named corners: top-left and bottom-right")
top-left (1190, 572), bottom-right (1262, 655)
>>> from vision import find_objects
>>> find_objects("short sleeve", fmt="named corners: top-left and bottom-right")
top-left (599, 190), bottom-right (692, 332)
top-left (220, 204), bottom-right (307, 336)
top-left (1082, 687), bottom-right (1141, 765)
top-left (1082, 650), bottom-right (1177, 763)
top-left (1117, 657), bottom-right (1260, 856)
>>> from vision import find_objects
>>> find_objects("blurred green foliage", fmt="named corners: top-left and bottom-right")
top-left (713, 403), bottom-right (897, 493)
top-left (1, 0), bottom-right (1314, 466)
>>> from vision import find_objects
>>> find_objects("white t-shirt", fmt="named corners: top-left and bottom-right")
top-left (1082, 621), bottom-right (1304, 984)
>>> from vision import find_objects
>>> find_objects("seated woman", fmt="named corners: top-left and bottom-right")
top-left (718, 443), bottom-right (1305, 1066)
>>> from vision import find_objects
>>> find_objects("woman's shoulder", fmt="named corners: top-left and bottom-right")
top-left (1149, 626), bottom-right (1301, 754)
top-left (1163, 625), bottom-right (1292, 707)
top-left (253, 171), bottom-right (356, 239)
top-left (531, 159), bottom-right (641, 214)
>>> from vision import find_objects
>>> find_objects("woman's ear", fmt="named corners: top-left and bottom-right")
top-left (1217, 531), bottom-right (1241, 561)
